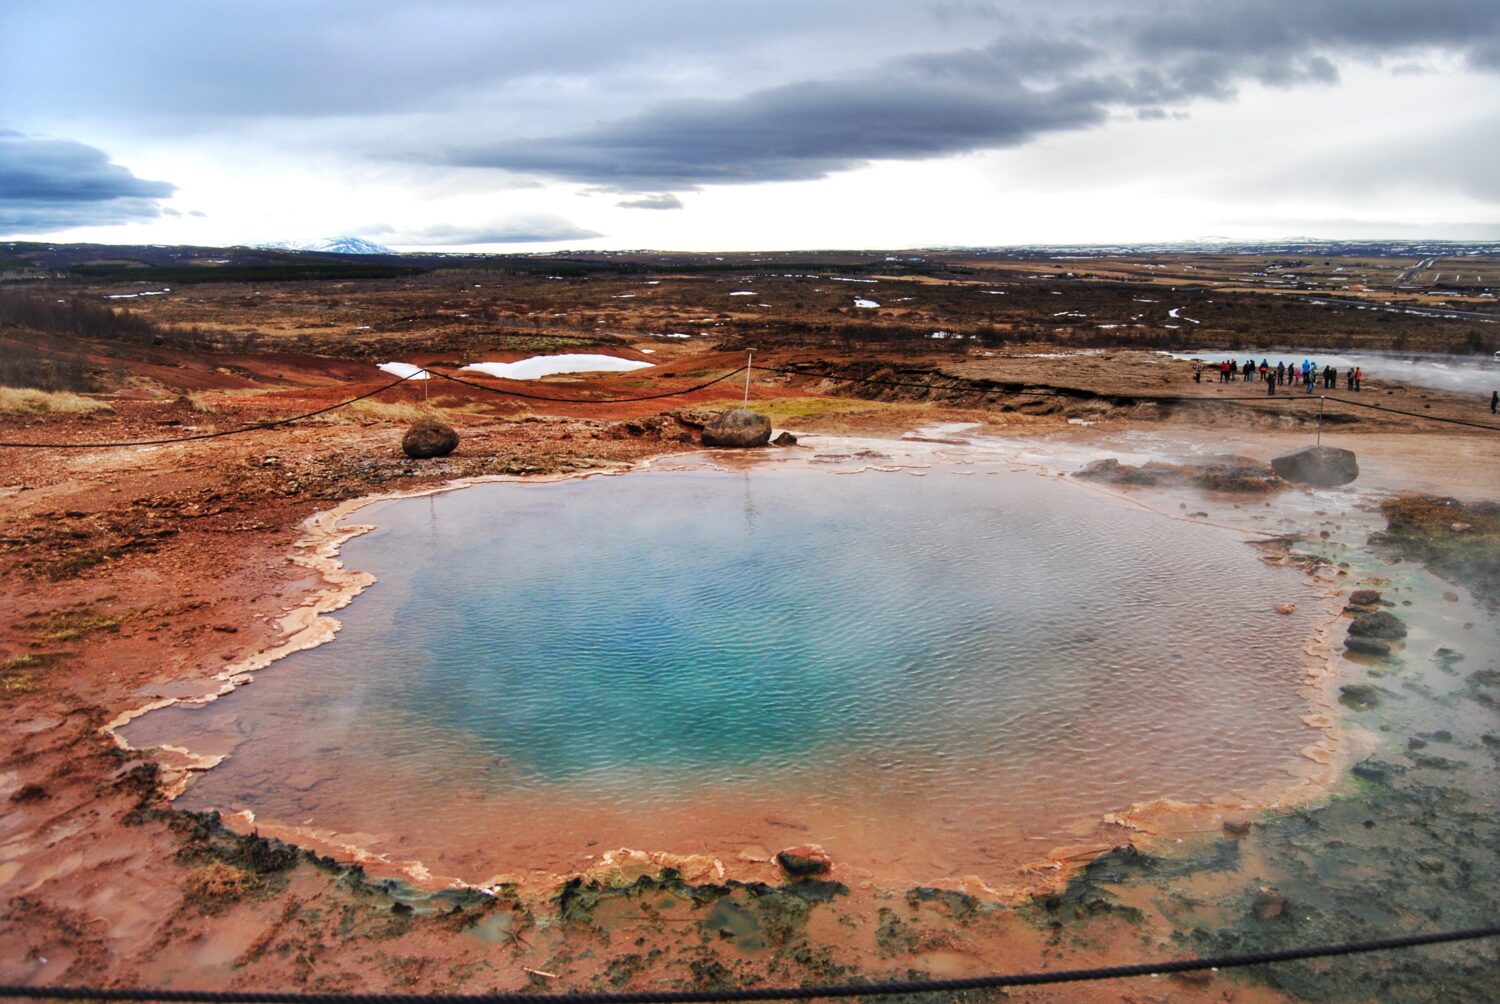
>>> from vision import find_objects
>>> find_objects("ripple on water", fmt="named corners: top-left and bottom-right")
top-left (122, 463), bottom-right (1328, 886)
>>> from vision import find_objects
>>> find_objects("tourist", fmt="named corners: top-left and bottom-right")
top-left (1243, 359), bottom-right (1255, 382)
top-left (1267, 371), bottom-right (1276, 396)
top-left (1492, 390), bottom-right (1498, 414)
top-left (1346, 367), bottom-right (1354, 391)
top-left (1220, 359), bottom-right (1231, 383)
top-left (1194, 360), bottom-right (1202, 383)
top-left (1259, 359), bottom-right (1269, 382)
top-left (1276, 361), bottom-right (1286, 385)
top-left (1355, 366), bottom-right (1362, 391)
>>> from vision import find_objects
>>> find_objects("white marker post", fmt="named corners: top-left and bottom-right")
top-left (1317, 395), bottom-right (1324, 445)
top-left (744, 350), bottom-right (754, 405)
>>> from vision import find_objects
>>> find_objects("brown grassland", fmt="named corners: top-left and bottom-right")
top-left (1, 248), bottom-right (1498, 1001)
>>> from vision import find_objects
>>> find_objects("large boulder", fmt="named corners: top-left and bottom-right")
top-left (402, 419), bottom-right (458, 459)
top-left (1270, 445), bottom-right (1358, 486)
top-left (701, 408), bottom-right (772, 448)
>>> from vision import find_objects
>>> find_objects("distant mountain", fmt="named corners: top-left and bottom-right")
top-left (255, 236), bottom-right (396, 255)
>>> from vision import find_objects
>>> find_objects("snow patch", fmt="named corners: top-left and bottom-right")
top-left (459, 354), bottom-right (653, 380)
top-left (377, 362), bottom-right (430, 380)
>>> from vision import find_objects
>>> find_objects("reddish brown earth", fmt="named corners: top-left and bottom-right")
top-left (3, 265), bottom-right (1498, 1001)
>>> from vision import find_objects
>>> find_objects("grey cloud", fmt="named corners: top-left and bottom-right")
top-left (386, 214), bottom-right (602, 245)
top-left (7, 1), bottom-right (1500, 207)
top-left (1, 132), bottom-right (174, 202)
top-left (451, 74), bottom-right (1105, 189)
top-left (616, 193), bottom-right (683, 210)
top-left (0, 132), bottom-right (175, 233)
top-left (441, 1), bottom-right (1500, 192)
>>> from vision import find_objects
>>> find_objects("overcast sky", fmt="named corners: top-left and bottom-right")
top-left (3, 0), bottom-right (1499, 251)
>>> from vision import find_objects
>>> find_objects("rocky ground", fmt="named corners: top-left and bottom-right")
top-left (3, 333), bottom-right (1498, 1001)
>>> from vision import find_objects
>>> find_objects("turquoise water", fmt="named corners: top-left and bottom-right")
top-left (122, 461), bottom-right (1327, 883)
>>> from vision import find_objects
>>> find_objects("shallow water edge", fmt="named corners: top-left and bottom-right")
top-left (103, 430), bottom-right (1357, 903)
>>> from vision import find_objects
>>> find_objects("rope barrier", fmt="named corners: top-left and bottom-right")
top-left (0, 366), bottom-right (746, 450)
top-left (2, 358), bottom-right (1495, 450)
top-left (0, 373), bottom-right (423, 449)
top-left (2, 923), bottom-right (1495, 1002)
top-left (424, 365), bottom-right (745, 404)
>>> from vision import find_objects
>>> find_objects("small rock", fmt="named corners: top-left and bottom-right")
top-left (1274, 603), bottom-right (1296, 615)
top-left (1348, 610), bottom-right (1408, 640)
top-left (1339, 683), bottom-right (1381, 709)
top-left (402, 420), bottom-right (458, 459)
top-left (1415, 856), bottom-right (1446, 874)
top-left (1344, 636), bottom-right (1392, 657)
top-left (9, 783), bottom-right (48, 803)
top-left (1442, 591), bottom-right (1459, 603)
top-left (1222, 818), bottom-right (1252, 837)
top-left (1348, 589), bottom-right (1381, 606)
top-left (1252, 887), bottom-right (1287, 920)
top-left (771, 431), bottom-right (798, 447)
top-left (1451, 522), bottom-right (1472, 532)
top-left (1352, 760), bottom-right (1398, 783)
top-left (776, 844), bottom-right (833, 877)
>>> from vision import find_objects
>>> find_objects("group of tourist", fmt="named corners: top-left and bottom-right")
top-left (1193, 358), bottom-right (1362, 394)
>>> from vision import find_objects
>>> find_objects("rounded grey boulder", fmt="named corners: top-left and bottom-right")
top-left (1270, 445), bottom-right (1358, 486)
top-left (701, 408), bottom-right (772, 448)
top-left (1348, 610), bottom-right (1408, 640)
top-left (402, 419), bottom-right (459, 459)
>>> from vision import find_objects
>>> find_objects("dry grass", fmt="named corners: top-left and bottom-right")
top-left (319, 399), bottom-right (433, 424)
top-left (186, 387), bottom-right (281, 414)
top-left (312, 396), bottom-right (489, 425)
top-left (182, 861), bottom-right (262, 911)
top-left (0, 387), bottom-right (114, 416)
top-left (39, 608), bottom-right (125, 641)
top-left (1, 672), bottom-right (38, 695)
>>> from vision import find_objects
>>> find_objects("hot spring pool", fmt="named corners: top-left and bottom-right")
top-left (121, 459), bottom-right (1331, 888)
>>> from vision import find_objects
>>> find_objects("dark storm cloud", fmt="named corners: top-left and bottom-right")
top-left (0, 131), bottom-right (175, 232)
top-left (451, 75), bottom-right (1106, 189)
top-left (617, 194), bottom-right (684, 210)
top-left (437, 0), bottom-right (1500, 192)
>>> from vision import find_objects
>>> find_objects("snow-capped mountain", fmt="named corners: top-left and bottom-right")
top-left (255, 236), bottom-right (396, 255)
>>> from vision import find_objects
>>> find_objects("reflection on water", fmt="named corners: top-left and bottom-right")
top-left (122, 463), bottom-right (1329, 886)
